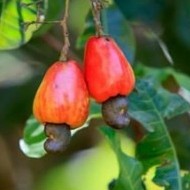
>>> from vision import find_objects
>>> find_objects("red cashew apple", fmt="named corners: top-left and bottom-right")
top-left (84, 36), bottom-right (135, 129)
top-left (33, 60), bottom-right (89, 153)
top-left (84, 36), bottom-right (135, 103)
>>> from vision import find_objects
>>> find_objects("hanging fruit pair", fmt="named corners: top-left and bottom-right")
top-left (33, 60), bottom-right (89, 153)
top-left (84, 36), bottom-right (135, 129)
top-left (32, 36), bottom-right (135, 153)
top-left (32, 0), bottom-right (135, 154)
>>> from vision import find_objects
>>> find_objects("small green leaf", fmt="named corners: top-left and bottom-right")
top-left (0, 0), bottom-right (47, 50)
top-left (20, 116), bottom-right (46, 158)
top-left (19, 138), bottom-right (46, 158)
top-left (101, 127), bottom-right (144, 190)
top-left (23, 116), bottom-right (45, 144)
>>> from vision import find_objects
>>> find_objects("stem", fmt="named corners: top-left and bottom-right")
top-left (90, 0), bottom-right (104, 36)
top-left (59, 0), bottom-right (70, 62)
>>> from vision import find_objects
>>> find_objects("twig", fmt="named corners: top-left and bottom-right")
top-left (90, 0), bottom-right (104, 36)
top-left (59, 0), bottom-right (70, 62)
top-left (23, 0), bottom-right (71, 62)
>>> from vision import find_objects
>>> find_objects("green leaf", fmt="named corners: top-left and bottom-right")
top-left (19, 138), bottom-right (46, 158)
top-left (128, 79), bottom-right (190, 190)
top-left (129, 80), bottom-right (190, 121)
top-left (136, 64), bottom-right (190, 91)
top-left (20, 100), bottom-right (102, 158)
top-left (135, 64), bottom-right (190, 169)
top-left (20, 116), bottom-right (46, 158)
top-left (23, 116), bottom-right (45, 144)
top-left (158, 88), bottom-right (190, 119)
top-left (76, 3), bottom-right (136, 63)
top-left (0, 0), bottom-right (47, 50)
top-left (101, 127), bottom-right (144, 190)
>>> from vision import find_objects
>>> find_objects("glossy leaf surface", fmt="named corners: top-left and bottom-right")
top-left (128, 79), bottom-right (190, 190)
top-left (0, 0), bottom-right (47, 50)
top-left (101, 127), bottom-right (144, 190)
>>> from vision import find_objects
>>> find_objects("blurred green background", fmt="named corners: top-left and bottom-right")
top-left (1, 0), bottom-right (190, 190)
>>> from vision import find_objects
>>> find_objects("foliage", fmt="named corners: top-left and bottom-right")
top-left (0, 0), bottom-right (46, 49)
top-left (1, 0), bottom-right (190, 190)
top-left (101, 127), bottom-right (144, 190)
top-left (129, 80), bottom-right (189, 189)
top-left (20, 78), bottom-right (190, 189)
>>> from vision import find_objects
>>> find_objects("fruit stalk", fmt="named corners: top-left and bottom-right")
top-left (59, 0), bottom-right (70, 61)
top-left (90, 0), bottom-right (104, 36)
